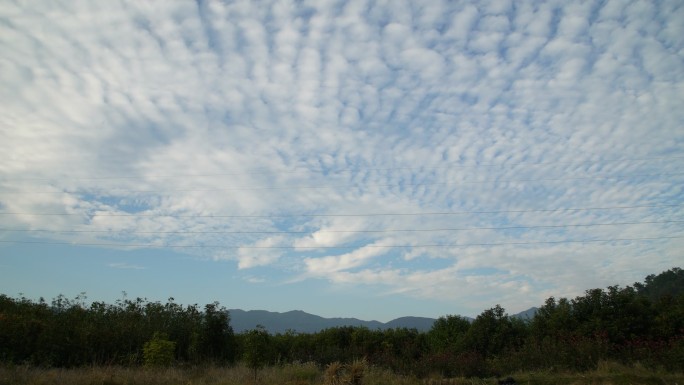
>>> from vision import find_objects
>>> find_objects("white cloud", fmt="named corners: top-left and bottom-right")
top-left (108, 263), bottom-right (146, 270)
top-left (245, 276), bottom-right (266, 284)
top-left (1, 0), bottom-right (682, 315)
top-left (303, 242), bottom-right (392, 276)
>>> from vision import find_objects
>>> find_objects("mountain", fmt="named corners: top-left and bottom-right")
top-left (512, 307), bottom-right (538, 320)
top-left (384, 316), bottom-right (438, 331)
top-left (228, 307), bottom-right (539, 334)
top-left (228, 309), bottom-right (429, 334)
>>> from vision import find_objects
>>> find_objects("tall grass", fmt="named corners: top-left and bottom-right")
top-left (0, 361), bottom-right (681, 385)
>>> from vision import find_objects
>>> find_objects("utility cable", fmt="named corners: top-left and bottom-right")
top-left (0, 203), bottom-right (680, 218)
top-left (0, 235), bottom-right (681, 249)
top-left (1, 220), bottom-right (682, 235)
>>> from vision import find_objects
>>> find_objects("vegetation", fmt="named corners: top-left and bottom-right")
top-left (0, 361), bottom-right (682, 385)
top-left (243, 325), bottom-right (272, 381)
top-left (0, 267), bottom-right (682, 382)
top-left (323, 359), bottom-right (367, 385)
top-left (143, 333), bottom-right (176, 367)
top-left (0, 295), bottom-right (236, 367)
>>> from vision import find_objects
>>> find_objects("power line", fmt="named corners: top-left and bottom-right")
top-left (1, 220), bottom-right (682, 235)
top-left (2, 171), bottom-right (682, 194)
top-left (0, 203), bottom-right (680, 218)
top-left (2, 155), bottom-right (682, 181)
top-left (0, 235), bottom-right (681, 249)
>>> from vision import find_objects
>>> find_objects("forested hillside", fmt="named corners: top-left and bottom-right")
top-left (1, 268), bottom-right (682, 376)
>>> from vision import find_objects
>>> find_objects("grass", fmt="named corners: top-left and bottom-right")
top-left (0, 361), bottom-right (681, 385)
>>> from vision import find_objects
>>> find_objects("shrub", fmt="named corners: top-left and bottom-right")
top-left (348, 358), bottom-right (368, 385)
top-left (323, 359), bottom-right (368, 385)
top-left (453, 351), bottom-right (487, 378)
top-left (143, 332), bottom-right (176, 367)
top-left (324, 361), bottom-right (346, 385)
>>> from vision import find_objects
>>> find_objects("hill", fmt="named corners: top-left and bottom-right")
top-left (228, 309), bottom-right (385, 334)
top-left (228, 308), bottom-right (537, 333)
top-left (512, 306), bottom-right (538, 320)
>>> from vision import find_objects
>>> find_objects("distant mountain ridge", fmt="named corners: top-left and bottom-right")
top-left (512, 306), bottom-right (539, 320)
top-left (228, 308), bottom-right (537, 334)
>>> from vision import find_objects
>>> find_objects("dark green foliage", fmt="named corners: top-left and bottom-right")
top-left (463, 305), bottom-right (527, 358)
top-left (0, 294), bottom-right (235, 367)
top-left (427, 314), bottom-right (470, 353)
top-left (243, 325), bottom-right (273, 380)
top-left (521, 267), bottom-right (684, 372)
top-left (0, 267), bottom-right (682, 376)
top-left (143, 332), bottom-right (176, 367)
top-left (198, 302), bottom-right (236, 362)
top-left (634, 267), bottom-right (684, 301)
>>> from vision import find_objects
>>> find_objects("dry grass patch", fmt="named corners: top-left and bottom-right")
top-left (323, 361), bottom-right (346, 385)
top-left (322, 359), bottom-right (369, 385)
top-left (0, 361), bottom-right (681, 385)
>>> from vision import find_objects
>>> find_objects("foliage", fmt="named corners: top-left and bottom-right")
top-left (243, 325), bottom-right (273, 380)
top-left (199, 302), bottom-right (236, 362)
top-left (0, 267), bottom-right (682, 377)
top-left (0, 294), bottom-right (235, 367)
top-left (634, 267), bottom-right (684, 301)
top-left (462, 305), bottom-right (526, 358)
top-left (143, 332), bottom-right (176, 367)
top-left (427, 314), bottom-right (470, 353)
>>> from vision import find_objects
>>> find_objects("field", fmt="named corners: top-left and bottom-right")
top-left (1, 361), bottom-right (682, 385)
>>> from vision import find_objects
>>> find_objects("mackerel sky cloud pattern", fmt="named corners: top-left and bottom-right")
top-left (1, 0), bottom-right (682, 320)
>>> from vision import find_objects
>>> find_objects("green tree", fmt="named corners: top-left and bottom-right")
top-left (243, 325), bottom-right (272, 381)
top-left (532, 296), bottom-right (575, 339)
top-left (427, 314), bottom-right (471, 352)
top-left (464, 305), bottom-right (526, 358)
top-left (199, 302), bottom-right (236, 362)
top-left (634, 267), bottom-right (684, 301)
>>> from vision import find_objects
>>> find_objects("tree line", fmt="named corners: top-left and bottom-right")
top-left (0, 268), bottom-right (682, 376)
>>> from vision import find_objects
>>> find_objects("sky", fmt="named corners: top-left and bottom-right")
top-left (0, 0), bottom-right (683, 323)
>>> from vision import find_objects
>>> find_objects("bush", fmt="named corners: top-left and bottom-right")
top-left (143, 333), bottom-right (176, 367)
top-left (324, 361), bottom-right (346, 385)
top-left (453, 351), bottom-right (487, 378)
top-left (323, 359), bottom-right (368, 385)
top-left (663, 336), bottom-right (684, 371)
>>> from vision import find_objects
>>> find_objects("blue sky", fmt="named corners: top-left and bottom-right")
top-left (0, 0), bottom-right (683, 322)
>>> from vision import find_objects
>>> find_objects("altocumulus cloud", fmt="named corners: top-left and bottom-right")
top-left (0, 0), bottom-right (683, 315)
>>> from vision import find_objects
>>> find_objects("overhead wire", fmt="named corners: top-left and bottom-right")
top-left (1, 155), bottom-right (681, 252)
top-left (1, 219), bottom-right (683, 235)
top-left (0, 203), bottom-right (680, 218)
top-left (1, 235), bottom-right (682, 249)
